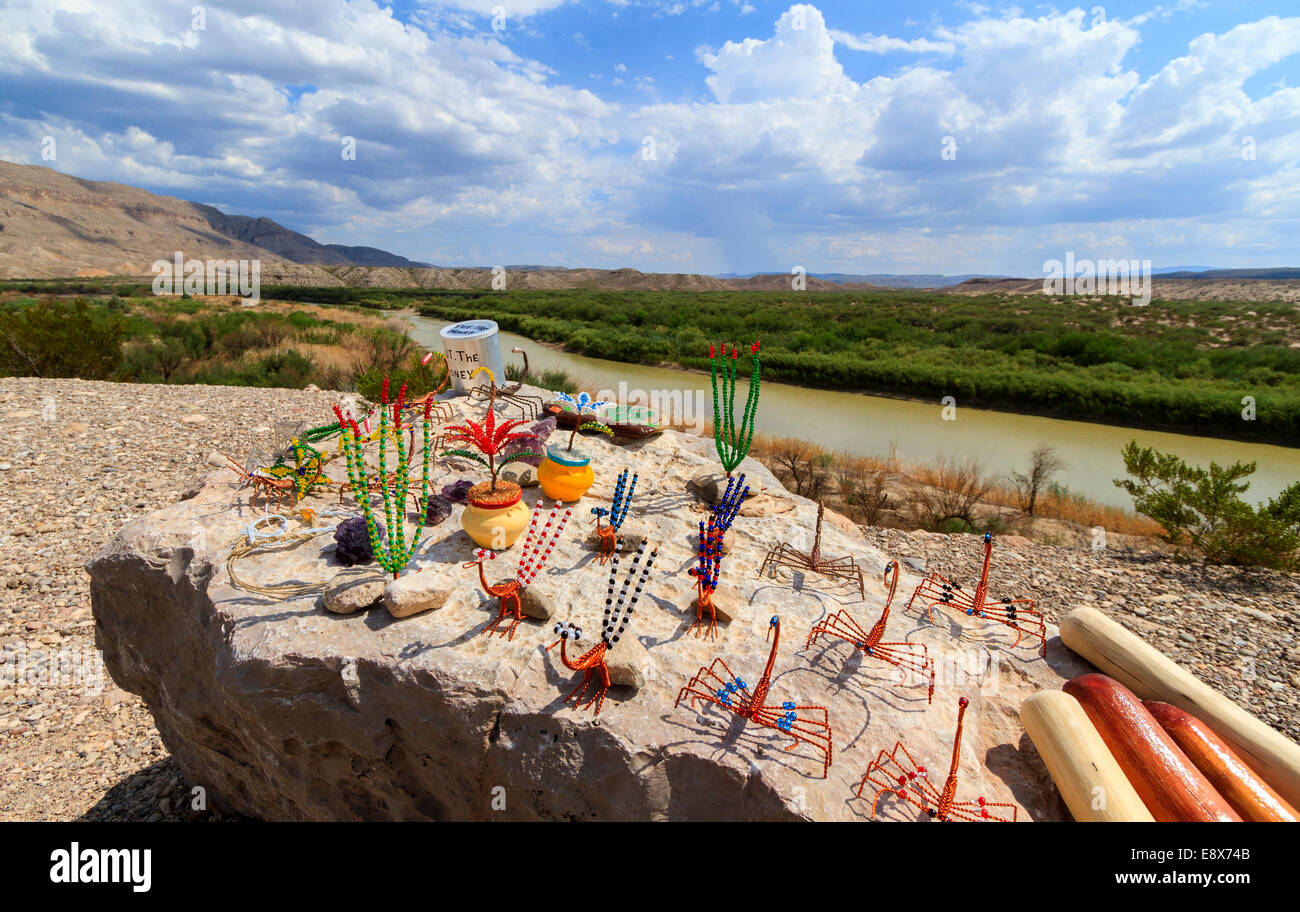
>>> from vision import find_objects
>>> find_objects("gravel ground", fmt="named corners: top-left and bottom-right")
top-left (0, 377), bottom-right (1295, 820)
top-left (869, 528), bottom-right (1300, 741)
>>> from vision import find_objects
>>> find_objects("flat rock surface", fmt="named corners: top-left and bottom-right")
top-left (87, 382), bottom-right (1091, 821)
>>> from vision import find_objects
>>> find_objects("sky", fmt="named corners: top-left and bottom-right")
top-left (0, 0), bottom-right (1297, 275)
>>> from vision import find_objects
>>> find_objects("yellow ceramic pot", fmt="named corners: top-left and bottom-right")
top-left (461, 481), bottom-right (531, 549)
top-left (537, 445), bottom-right (594, 502)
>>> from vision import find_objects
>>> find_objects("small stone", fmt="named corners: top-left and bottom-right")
top-left (585, 523), bottom-right (647, 554)
top-left (180, 414), bottom-right (209, 424)
top-left (517, 586), bottom-right (555, 620)
top-left (902, 556), bottom-right (927, 573)
top-left (321, 572), bottom-right (386, 615)
top-left (500, 463), bottom-right (538, 487)
top-left (384, 572), bottom-right (453, 619)
top-left (605, 634), bottom-right (651, 690)
top-left (688, 472), bottom-right (761, 505)
top-left (205, 451), bottom-right (228, 468)
top-left (691, 586), bottom-right (741, 625)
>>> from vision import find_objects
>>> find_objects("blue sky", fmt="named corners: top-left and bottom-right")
top-left (1, 1), bottom-right (1297, 275)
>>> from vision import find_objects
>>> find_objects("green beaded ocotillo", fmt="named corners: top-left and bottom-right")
top-left (333, 378), bottom-right (433, 578)
top-left (709, 340), bottom-right (761, 477)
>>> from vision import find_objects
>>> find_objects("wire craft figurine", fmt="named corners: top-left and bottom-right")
top-left (547, 540), bottom-right (658, 716)
top-left (552, 391), bottom-right (615, 450)
top-left (805, 560), bottom-right (935, 704)
top-left (225, 447), bottom-right (298, 512)
top-left (709, 340), bottom-right (761, 477)
top-left (407, 351), bottom-right (456, 424)
top-left (591, 468), bottom-right (638, 564)
top-left (333, 378), bottom-right (434, 579)
top-left (856, 697), bottom-right (1016, 822)
top-left (464, 500), bottom-right (573, 641)
top-left (674, 615), bottom-right (833, 778)
top-left (687, 474), bottom-right (747, 638)
top-left (468, 353), bottom-right (544, 420)
top-left (907, 532), bottom-right (1045, 657)
top-left (758, 501), bottom-right (865, 601)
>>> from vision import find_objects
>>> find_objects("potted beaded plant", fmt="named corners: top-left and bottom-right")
top-left (333, 379), bottom-right (434, 579)
top-left (443, 408), bottom-right (541, 549)
top-left (710, 340), bottom-right (761, 477)
top-left (538, 391), bottom-right (613, 502)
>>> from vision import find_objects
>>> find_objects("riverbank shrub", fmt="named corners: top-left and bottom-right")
top-left (413, 289), bottom-right (1300, 443)
top-left (0, 297), bottom-right (124, 379)
top-left (1114, 441), bottom-right (1300, 569)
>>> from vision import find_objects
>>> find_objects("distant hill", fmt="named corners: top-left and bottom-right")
top-left (1154, 267), bottom-right (1300, 280)
top-left (0, 160), bottom-right (429, 278)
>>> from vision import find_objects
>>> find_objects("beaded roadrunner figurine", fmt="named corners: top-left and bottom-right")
top-left (466, 500), bottom-right (573, 641)
top-left (688, 474), bottom-right (747, 638)
top-left (548, 540), bottom-right (658, 716)
top-left (591, 468), bottom-right (638, 565)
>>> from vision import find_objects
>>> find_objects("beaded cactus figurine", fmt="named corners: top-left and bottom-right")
top-left (591, 468), bottom-right (638, 564)
top-left (333, 378), bottom-right (434, 579)
top-left (709, 341), bottom-right (761, 477)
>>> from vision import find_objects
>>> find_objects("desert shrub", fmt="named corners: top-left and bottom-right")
top-left (532, 368), bottom-right (580, 394)
top-left (764, 437), bottom-right (831, 498)
top-left (1114, 440), bottom-right (1300, 568)
top-left (352, 349), bottom-right (446, 401)
top-left (834, 453), bottom-right (889, 526)
top-left (907, 457), bottom-right (993, 531)
top-left (0, 297), bottom-right (124, 379)
top-left (1011, 444), bottom-right (1066, 516)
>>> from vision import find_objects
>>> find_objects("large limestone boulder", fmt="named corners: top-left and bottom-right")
top-left (88, 384), bottom-right (1087, 821)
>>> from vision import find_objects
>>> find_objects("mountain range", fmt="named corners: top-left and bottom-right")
top-left (1, 160), bottom-right (1294, 290)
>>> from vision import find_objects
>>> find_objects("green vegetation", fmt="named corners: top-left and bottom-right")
top-left (0, 293), bottom-right (439, 395)
top-left (0, 298), bottom-right (126, 379)
top-left (5, 280), bottom-right (1298, 443)
top-left (1115, 441), bottom-right (1300, 569)
top-left (409, 289), bottom-right (1300, 443)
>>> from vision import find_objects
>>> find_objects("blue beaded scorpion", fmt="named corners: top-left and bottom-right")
top-left (674, 615), bottom-right (833, 778)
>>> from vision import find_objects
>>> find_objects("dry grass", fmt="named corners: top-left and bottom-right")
top-left (745, 429), bottom-right (1161, 539)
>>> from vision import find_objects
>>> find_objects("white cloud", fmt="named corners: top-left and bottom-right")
top-left (698, 5), bottom-right (853, 104)
top-left (830, 30), bottom-right (954, 54)
top-left (0, 1), bottom-right (1297, 273)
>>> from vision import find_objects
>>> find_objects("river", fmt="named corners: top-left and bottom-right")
top-left (406, 314), bottom-right (1300, 509)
